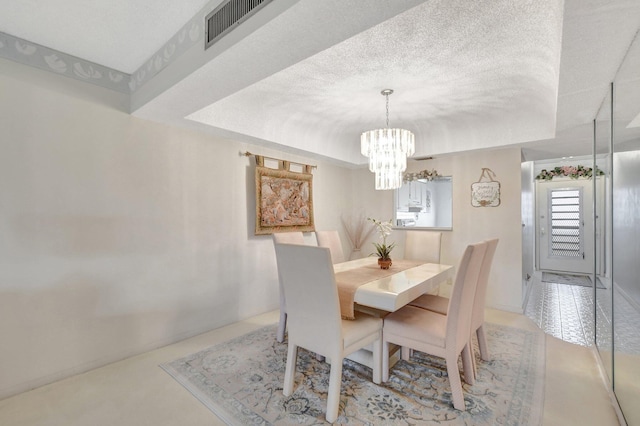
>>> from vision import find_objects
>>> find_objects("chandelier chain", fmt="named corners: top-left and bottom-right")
top-left (385, 93), bottom-right (390, 128)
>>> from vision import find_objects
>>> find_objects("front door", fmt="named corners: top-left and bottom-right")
top-left (537, 179), bottom-right (594, 274)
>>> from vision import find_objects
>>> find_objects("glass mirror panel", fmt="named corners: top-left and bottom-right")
top-left (612, 30), bottom-right (640, 425)
top-left (594, 83), bottom-right (613, 383)
top-left (394, 176), bottom-right (452, 230)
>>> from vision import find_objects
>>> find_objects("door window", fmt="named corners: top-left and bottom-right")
top-left (549, 188), bottom-right (582, 258)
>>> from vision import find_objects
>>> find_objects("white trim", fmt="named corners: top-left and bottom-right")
top-left (591, 346), bottom-right (627, 425)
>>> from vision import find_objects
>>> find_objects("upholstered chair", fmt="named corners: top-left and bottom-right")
top-left (274, 243), bottom-right (382, 423)
top-left (409, 239), bottom-right (499, 368)
top-left (382, 241), bottom-right (487, 411)
top-left (403, 230), bottom-right (443, 296)
top-left (272, 232), bottom-right (305, 343)
top-left (404, 230), bottom-right (442, 263)
top-left (316, 230), bottom-right (346, 264)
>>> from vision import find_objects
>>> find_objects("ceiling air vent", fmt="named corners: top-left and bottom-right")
top-left (205, 0), bottom-right (273, 49)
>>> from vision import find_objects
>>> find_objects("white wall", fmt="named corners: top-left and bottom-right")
top-left (0, 59), bottom-right (356, 399)
top-left (0, 57), bottom-right (524, 399)
top-left (397, 149), bottom-right (524, 312)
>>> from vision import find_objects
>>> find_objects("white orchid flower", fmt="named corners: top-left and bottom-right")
top-left (378, 221), bottom-right (393, 238)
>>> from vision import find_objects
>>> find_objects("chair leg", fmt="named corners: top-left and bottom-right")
top-left (325, 357), bottom-right (343, 423)
top-left (461, 343), bottom-right (475, 385)
top-left (446, 353), bottom-right (466, 411)
top-left (401, 346), bottom-right (411, 360)
top-left (472, 333), bottom-right (479, 379)
top-left (476, 324), bottom-right (490, 361)
top-left (277, 311), bottom-right (287, 343)
top-left (283, 343), bottom-right (297, 396)
top-left (382, 340), bottom-right (390, 382)
top-left (372, 336), bottom-right (382, 384)
top-left (470, 339), bottom-right (478, 380)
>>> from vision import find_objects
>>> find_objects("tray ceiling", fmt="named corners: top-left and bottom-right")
top-left (1, 0), bottom-right (639, 164)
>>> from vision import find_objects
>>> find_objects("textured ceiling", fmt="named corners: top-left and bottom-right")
top-left (186, 0), bottom-right (561, 165)
top-left (1, 0), bottom-right (639, 164)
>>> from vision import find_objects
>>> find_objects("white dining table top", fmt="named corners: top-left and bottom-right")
top-left (333, 257), bottom-right (454, 312)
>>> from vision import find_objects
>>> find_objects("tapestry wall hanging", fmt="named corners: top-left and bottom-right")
top-left (254, 160), bottom-right (315, 235)
top-left (471, 167), bottom-right (501, 207)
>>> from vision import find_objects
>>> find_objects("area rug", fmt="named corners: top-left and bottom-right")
top-left (161, 323), bottom-right (545, 425)
top-left (542, 272), bottom-right (605, 289)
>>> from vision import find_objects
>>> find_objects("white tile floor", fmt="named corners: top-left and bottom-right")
top-left (524, 273), bottom-right (595, 347)
top-left (525, 271), bottom-right (640, 355)
top-left (0, 309), bottom-right (621, 426)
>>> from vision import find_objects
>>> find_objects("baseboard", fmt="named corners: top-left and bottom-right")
top-left (614, 283), bottom-right (640, 313)
top-left (489, 303), bottom-right (523, 314)
top-left (522, 276), bottom-right (535, 312)
top-left (591, 346), bottom-right (627, 425)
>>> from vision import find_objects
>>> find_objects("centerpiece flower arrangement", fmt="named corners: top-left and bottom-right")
top-left (368, 217), bottom-right (395, 269)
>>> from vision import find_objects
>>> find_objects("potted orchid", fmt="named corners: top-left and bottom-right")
top-left (368, 217), bottom-right (395, 269)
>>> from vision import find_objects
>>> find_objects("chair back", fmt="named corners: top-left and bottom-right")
top-left (274, 243), bottom-right (343, 355)
top-left (471, 238), bottom-right (499, 329)
top-left (404, 231), bottom-right (442, 263)
top-left (316, 230), bottom-right (345, 263)
top-left (272, 232), bottom-right (305, 315)
top-left (445, 241), bottom-right (487, 352)
top-left (272, 232), bottom-right (305, 245)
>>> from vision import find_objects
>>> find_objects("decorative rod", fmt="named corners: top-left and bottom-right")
top-left (242, 151), bottom-right (317, 170)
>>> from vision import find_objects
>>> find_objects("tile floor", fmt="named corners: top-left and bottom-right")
top-left (525, 271), bottom-right (640, 354)
top-left (524, 272), bottom-right (595, 347)
top-left (0, 309), bottom-right (621, 426)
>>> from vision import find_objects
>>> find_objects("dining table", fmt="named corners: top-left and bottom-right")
top-left (333, 256), bottom-right (454, 319)
top-left (331, 256), bottom-right (454, 369)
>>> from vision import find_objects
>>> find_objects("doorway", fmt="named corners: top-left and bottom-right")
top-left (536, 178), bottom-right (602, 275)
top-left (526, 171), bottom-right (605, 348)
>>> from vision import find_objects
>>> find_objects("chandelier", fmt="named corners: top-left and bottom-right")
top-left (361, 89), bottom-right (415, 190)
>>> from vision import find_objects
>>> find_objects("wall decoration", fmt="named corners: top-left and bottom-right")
top-left (471, 168), bottom-right (500, 207)
top-left (535, 165), bottom-right (604, 180)
top-left (252, 155), bottom-right (315, 235)
top-left (341, 213), bottom-right (375, 260)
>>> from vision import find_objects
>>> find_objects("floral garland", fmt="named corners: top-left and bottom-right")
top-left (535, 165), bottom-right (604, 181)
top-left (403, 169), bottom-right (440, 182)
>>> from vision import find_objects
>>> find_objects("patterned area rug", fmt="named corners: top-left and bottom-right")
top-left (161, 323), bottom-right (544, 425)
top-left (542, 272), bottom-right (606, 288)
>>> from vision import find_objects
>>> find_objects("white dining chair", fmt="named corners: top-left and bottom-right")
top-left (408, 238), bottom-right (499, 368)
top-left (315, 230), bottom-right (345, 264)
top-left (404, 230), bottom-right (442, 263)
top-left (403, 230), bottom-right (442, 296)
top-left (274, 243), bottom-right (383, 423)
top-left (272, 232), bottom-right (305, 343)
top-left (382, 241), bottom-right (487, 411)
